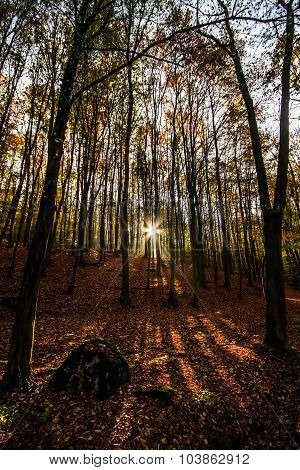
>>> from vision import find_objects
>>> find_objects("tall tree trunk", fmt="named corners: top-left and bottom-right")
top-left (204, 151), bottom-right (218, 285)
top-left (210, 96), bottom-right (231, 288)
top-left (1, 18), bottom-right (86, 388)
top-left (99, 127), bottom-right (110, 263)
top-left (168, 96), bottom-right (178, 306)
top-left (120, 64), bottom-right (133, 306)
top-left (114, 156), bottom-right (122, 254)
top-left (219, 0), bottom-right (294, 348)
top-left (234, 146), bottom-right (253, 286)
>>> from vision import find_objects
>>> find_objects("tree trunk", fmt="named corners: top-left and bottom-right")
top-left (219, 0), bottom-right (294, 348)
top-left (263, 210), bottom-right (287, 348)
top-left (1, 22), bottom-right (85, 388)
top-left (120, 64), bottom-right (133, 306)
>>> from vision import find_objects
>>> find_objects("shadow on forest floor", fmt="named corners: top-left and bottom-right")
top-left (0, 248), bottom-right (299, 449)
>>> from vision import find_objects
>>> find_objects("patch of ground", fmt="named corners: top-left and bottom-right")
top-left (0, 248), bottom-right (299, 449)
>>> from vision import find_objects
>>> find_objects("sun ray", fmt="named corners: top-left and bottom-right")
top-left (143, 220), bottom-right (162, 240)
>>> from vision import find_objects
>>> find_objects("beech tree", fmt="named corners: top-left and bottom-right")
top-left (2, 0), bottom-right (116, 388)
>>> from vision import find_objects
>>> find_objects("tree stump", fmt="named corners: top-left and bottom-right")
top-left (52, 338), bottom-right (129, 399)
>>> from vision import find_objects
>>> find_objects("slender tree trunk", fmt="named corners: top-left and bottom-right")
top-left (168, 98), bottom-right (178, 306)
top-left (205, 151), bottom-right (218, 285)
top-left (210, 96), bottom-right (231, 288)
top-left (114, 155), bottom-right (122, 254)
top-left (99, 128), bottom-right (110, 263)
top-left (120, 64), bottom-right (133, 306)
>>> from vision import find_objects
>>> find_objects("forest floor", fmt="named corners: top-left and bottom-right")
top-left (0, 248), bottom-right (299, 450)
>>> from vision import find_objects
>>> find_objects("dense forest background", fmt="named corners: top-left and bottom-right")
top-left (0, 0), bottom-right (299, 450)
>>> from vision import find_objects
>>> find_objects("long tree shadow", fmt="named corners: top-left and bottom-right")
top-left (173, 309), bottom-right (299, 449)
top-left (1, 254), bottom-right (299, 450)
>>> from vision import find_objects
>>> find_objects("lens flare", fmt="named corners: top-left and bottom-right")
top-left (144, 220), bottom-right (161, 238)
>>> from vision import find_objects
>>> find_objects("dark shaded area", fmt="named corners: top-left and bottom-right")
top-left (53, 338), bottom-right (130, 400)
